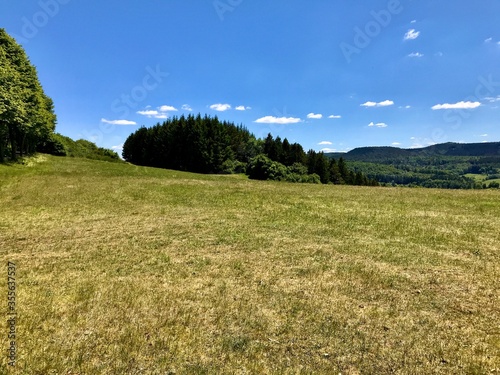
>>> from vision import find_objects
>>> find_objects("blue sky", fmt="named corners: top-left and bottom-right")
top-left (1, 0), bottom-right (500, 154)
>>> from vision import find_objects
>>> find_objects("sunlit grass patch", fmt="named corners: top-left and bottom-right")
top-left (1, 155), bottom-right (499, 374)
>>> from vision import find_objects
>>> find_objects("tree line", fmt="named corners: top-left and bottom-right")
top-left (0, 29), bottom-right (58, 162)
top-left (123, 114), bottom-right (378, 186)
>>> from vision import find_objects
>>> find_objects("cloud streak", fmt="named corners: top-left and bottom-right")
top-left (361, 100), bottom-right (394, 107)
top-left (307, 113), bottom-right (323, 119)
top-left (404, 29), bottom-right (420, 40)
top-left (254, 116), bottom-right (302, 124)
top-left (235, 105), bottom-right (251, 111)
top-left (210, 103), bottom-right (231, 112)
top-left (137, 104), bottom-right (178, 119)
top-left (431, 101), bottom-right (481, 110)
top-left (101, 118), bottom-right (137, 125)
top-left (368, 122), bottom-right (388, 128)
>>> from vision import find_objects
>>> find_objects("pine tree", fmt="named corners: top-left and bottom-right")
top-left (328, 158), bottom-right (343, 184)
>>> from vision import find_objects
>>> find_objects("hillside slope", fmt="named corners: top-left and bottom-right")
top-left (329, 142), bottom-right (500, 160)
top-left (327, 142), bottom-right (500, 188)
top-left (1, 155), bottom-right (499, 373)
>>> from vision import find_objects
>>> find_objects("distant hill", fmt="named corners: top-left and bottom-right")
top-left (326, 142), bottom-right (500, 189)
top-left (37, 133), bottom-right (122, 163)
top-left (327, 142), bottom-right (500, 161)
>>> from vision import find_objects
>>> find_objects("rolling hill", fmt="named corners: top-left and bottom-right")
top-left (326, 142), bottom-right (500, 189)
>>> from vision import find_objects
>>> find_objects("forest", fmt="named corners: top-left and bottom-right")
top-left (326, 143), bottom-right (500, 189)
top-left (122, 115), bottom-right (378, 186)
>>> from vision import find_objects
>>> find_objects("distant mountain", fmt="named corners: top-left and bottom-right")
top-left (327, 142), bottom-right (500, 161)
top-left (326, 142), bottom-right (500, 189)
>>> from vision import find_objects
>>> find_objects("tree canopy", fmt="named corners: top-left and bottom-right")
top-left (123, 115), bottom-right (378, 186)
top-left (0, 28), bottom-right (57, 161)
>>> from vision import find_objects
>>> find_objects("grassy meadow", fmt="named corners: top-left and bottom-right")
top-left (1, 155), bottom-right (499, 374)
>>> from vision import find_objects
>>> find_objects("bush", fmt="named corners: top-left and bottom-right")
top-left (247, 154), bottom-right (280, 180)
top-left (247, 155), bottom-right (322, 183)
top-left (221, 159), bottom-right (247, 174)
top-left (37, 133), bottom-right (67, 156)
top-left (301, 173), bottom-right (321, 184)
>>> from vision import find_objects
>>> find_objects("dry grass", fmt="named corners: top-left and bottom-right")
top-left (1, 155), bottom-right (499, 374)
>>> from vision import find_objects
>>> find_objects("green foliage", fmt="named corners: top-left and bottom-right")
top-left (246, 154), bottom-right (282, 181)
top-left (221, 159), bottom-right (246, 174)
top-left (246, 154), bottom-right (325, 184)
top-left (123, 114), bottom-right (255, 173)
top-left (37, 132), bottom-right (67, 156)
top-left (327, 143), bottom-right (500, 189)
top-left (0, 29), bottom-right (57, 161)
top-left (29, 132), bottom-right (120, 162)
top-left (261, 135), bottom-right (376, 186)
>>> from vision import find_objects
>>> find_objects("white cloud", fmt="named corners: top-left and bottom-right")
top-left (404, 29), bottom-right (420, 41)
top-left (210, 103), bottom-right (231, 112)
top-left (307, 113), bottom-right (323, 119)
top-left (321, 148), bottom-right (337, 153)
top-left (408, 52), bottom-right (424, 57)
top-left (328, 114), bottom-right (342, 119)
top-left (181, 104), bottom-right (193, 111)
top-left (368, 122), bottom-right (388, 128)
top-left (112, 144), bottom-right (124, 150)
top-left (254, 116), bottom-right (302, 124)
top-left (361, 100), bottom-right (394, 107)
top-left (159, 105), bottom-right (178, 112)
top-left (480, 134), bottom-right (489, 137)
top-left (137, 105), bottom-right (179, 119)
top-left (485, 96), bottom-right (500, 103)
top-left (378, 100), bottom-right (394, 107)
top-left (485, 37), bottom-right (493, 43)
top-left (399, 105), bottom-right (411, 109)
top-left (101, 118), bottom-right (137, 126)
top-left (392, 142), bottom-right (401, 146)
top-left (235, 105), bottom-right (252, 111)
top-left (431, 101), bottom-right (481, 110)
top-left (318, 141), bottom-right (333, 145)
top-left (410, 20), bottom-right (417, 24)
top-left (136, 110), bottom-right (159, 116)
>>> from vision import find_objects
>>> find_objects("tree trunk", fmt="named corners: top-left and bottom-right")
top-left (8, 124), bottom-right (17, 160)
top-left (0, 139), bottom-right (4, 163)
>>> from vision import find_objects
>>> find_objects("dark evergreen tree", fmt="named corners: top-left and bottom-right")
top-left (337, 157), bottom-right (349, 184)
top-left (280, 138), bottom-right (290, 165)
top-left (328, 158), bottom-right (343, 184)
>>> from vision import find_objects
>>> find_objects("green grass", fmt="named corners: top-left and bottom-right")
top-left (1, 155), bottom-right (499, 374)
top-left (465, 173), bottom-right (500, 187)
